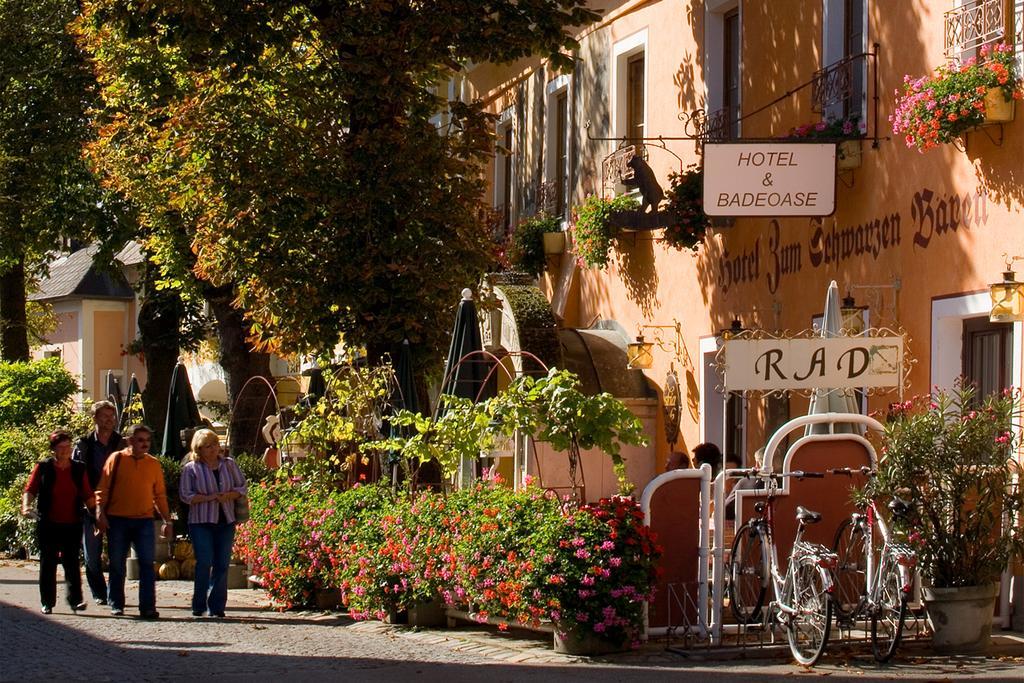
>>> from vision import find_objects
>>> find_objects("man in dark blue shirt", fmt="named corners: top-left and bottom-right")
top-left (72, 401), bottom-right (124, 605)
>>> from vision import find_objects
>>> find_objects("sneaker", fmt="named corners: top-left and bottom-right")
top-left (70, 602), bottom-right (87, 613)
top-left (110, 607), bottom-right (124, 616)
top-left (95, 598), bottom-right (108, 606)
top-left (212, 612), bottom-right (225, 618)
top-left (41, 606), bottom-right (52, 615)
top-left (192, 611), bottom-right (205, 617)
top-left (139, 610), bottom-right (160, 620)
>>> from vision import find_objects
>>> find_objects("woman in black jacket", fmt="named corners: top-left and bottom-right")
top-left (21, 430), bottom-right (94, 614)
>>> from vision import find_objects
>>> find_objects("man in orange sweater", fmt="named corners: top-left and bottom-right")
top-left (95, 424), bottom-right (172, 619)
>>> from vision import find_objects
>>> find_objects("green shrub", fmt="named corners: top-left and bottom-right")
top-left (0, 472), bottom-right (37, 557)
top-left (0, 358), bottom-right (78, 427)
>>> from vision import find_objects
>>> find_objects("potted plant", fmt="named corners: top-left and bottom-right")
top-left (891, 42), bottom-right (1023, 152)
top-left (509, 214), bottom-right (563, 276)
top-left (571, 195), bottom-right (639, 269)
top-left (663, 165), bottom-right (711, 251)
top-left (786, 115), bottom-right (865, 170)
top-left (872, 381), bottom-right (1023, 653)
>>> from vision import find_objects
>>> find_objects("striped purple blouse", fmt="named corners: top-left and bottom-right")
top-left (179, 458), bottom-right (247, 525)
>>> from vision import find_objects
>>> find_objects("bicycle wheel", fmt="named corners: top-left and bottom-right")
top-left (831, 518), bottom-right (867, 622)
top-left (871, 557), bottom-right (908, 663)
top-left (786, 556), bottom-right (833, 666)
top-left (729, 522), bottom-right (767, 625)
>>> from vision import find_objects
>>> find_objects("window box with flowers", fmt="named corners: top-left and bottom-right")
top-left (891, 42), bottom-right (1023, 153)
top-left (662, 165), bottom-right (710, 251)
top-left (786, 116), bottom-right (865, 171)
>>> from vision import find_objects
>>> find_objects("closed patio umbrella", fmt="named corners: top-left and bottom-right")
top-left (806, 280), bottom-right (863, 435)
top-left (439, 289), bottom-right (491, 406)
top-left (119, 374), bottom-right (144, 433)
top-left (439, 289), bottom-right (494, 485)
top-left (105, 370), bottom-right (123, 421)
top-left (162, 363), bottom-right (203, 459)
top-left (394, 339), bottom-right (420, 416)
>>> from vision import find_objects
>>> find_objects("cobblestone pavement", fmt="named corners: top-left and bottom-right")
top-left (2, 560), bottom-right (1022, 682)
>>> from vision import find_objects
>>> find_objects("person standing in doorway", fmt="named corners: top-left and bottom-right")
top-left (22, 431), bottom-right (94, 614)
top-left (179, 429), bottom-right (247, 617)
top-left (72, 400), bottom-right (123, 606)
top-left (95, 424), bottom-right (171, 619)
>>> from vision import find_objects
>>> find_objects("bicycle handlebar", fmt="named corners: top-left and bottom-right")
top-left (724, 468), bottom-right (825, 480)
top-left (827, 466), bottom-right (875, 477)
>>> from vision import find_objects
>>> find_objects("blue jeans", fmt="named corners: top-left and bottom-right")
top-left (189, 522), bottom-right (235, 616)
top-left (82, 516), bottom-right (106, 601)
top-left (107, 516), bottom-right (155, 614)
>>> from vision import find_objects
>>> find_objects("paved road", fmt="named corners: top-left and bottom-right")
top-left (1, 561), bottom-right (1022, 682)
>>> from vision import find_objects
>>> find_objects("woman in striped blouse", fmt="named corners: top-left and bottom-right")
top-left (179, 429), bottom-right (247, 617)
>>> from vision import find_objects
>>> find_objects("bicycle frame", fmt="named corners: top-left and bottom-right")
top-left (744, 476), bottom-right (836, 619)
top-left (860, 500), bottom-right (916, 611)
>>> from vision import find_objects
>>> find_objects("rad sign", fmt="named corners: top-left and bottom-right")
top-left (704, 142), bottom-right (837, 217)
top-left (723, 336), bottom-right (904, 392)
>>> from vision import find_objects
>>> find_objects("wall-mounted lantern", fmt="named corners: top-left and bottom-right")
top-left (840, 294), bottom-right (867, 336)
top-left (990, 256), bottom-right (1024, 323)
top-left (626, 336), bottom-right (655, 370)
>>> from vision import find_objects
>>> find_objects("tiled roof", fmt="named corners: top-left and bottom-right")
top-left (30, 245), bottom-right (134, 302)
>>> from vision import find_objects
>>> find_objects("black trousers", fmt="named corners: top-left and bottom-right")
top-left (37, 520), bottom-right (83, 609)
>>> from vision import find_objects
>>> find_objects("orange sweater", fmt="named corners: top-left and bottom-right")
top-left (95, 448), bottom-right (170, 521)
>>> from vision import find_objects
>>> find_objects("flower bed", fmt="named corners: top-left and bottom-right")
top-left (236, 479), bottom-right (661, 648)
top-left (891, 43), bottom-right (1022, 152)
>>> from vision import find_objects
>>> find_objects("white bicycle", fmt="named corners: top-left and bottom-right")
top-left (727, 468), bottom-right (838, 666)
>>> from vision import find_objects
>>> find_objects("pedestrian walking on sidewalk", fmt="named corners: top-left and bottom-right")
top-left (72, 400), bottom-right (124, 606)
top-left (21, 430), bottom-right (94, 615)
top-left (95, 424), bottom-right (172, 619)
top-left (179, 429), bottom-right (247, 618)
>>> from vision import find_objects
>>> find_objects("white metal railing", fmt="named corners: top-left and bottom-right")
top-left (944, 0), bottom-right (1005, 60)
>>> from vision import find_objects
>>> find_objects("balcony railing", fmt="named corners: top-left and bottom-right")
top-left (944, 0), bottom-right (1005, 60)
top-left (811, 53), bottom-right (866, 114)
top-left (683, 108), bottom-right (731, 142)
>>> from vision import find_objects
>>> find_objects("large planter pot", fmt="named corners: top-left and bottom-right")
top-left (542, 231), bottom-right (566, 255)
top-left (314, 588), bottom-right (342, 610)
top-left (922, 583), bottom-right (999, 654)
top-left (407, 597), bottom-right (447, 627)
top-left (553, 626), bottom-right (628, 656)
top-left (837, 139), bottom-right (862, 171)
top-left (983, 87), bottom-right (1014, 124)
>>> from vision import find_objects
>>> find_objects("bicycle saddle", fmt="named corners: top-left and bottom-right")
top-left (888, 498), bottom-right (912, 516)
top-left (795, 506), bottom-right (822, 524)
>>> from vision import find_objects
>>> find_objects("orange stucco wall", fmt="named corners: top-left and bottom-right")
top-left (469, 0), bottom-right (1024, 476)
top-left (92, 309), bottom-right (126, 402)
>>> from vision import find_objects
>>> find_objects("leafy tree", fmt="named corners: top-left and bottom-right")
top-left (0, 0), bottom-right (111, 360)
top-left (73, 0), bottom-right (599, 363)
top-left (0, 357), bottom-right (77, 427)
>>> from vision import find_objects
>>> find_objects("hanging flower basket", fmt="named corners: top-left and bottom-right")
top-left (663, 165), bottom-right (710, 251)
top-left (571, 195), bottom-right (640, 269)
top-left (891, 42), bottom-right (1022, 152)
top-left (509, 214), bottom-right (561, 276)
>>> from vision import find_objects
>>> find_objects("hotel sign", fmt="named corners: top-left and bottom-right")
top-left (723, 336), bottom-right (904, 392)
top-left (704, 143), bottom-right (837, 217)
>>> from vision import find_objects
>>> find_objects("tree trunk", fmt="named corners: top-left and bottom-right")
top-left (205, 285), bottom-right (272, 457)
top-left (136, 289), bottom-right (182, 448)
top-left (0, 256), bottom-right (30, 362)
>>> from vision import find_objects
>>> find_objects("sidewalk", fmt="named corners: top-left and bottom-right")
top-left (1, 559), bottom-right (1022, 682)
